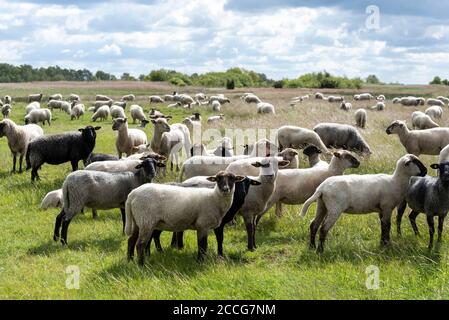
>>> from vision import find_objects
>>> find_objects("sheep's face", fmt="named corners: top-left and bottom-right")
top-left (79, 126), bottom-right (101, 142)
top-left (431, 163), bottom-right (449, 182)
top-left (152, 118), bottom-right (170, 132)
top-left (402, 155), bottom-right (427, 177)
top-left (386, 120), bottom-right (406, 134)
top-left (303, 145), bottom-right (321, 157)
top-left (0, 121), bottom-right (8, 137)
top-left (112, 118), bottom-right (127, 131)
top-left (278, 148), bottom-right (298, 162)
top-left (207, 171), bottom-right (245, 195)
top-left (251, 157), bottom-right (290, 177)
top-left (334, 151), bottom-right (360, 168)
top-left (136, 158), bottom-right (165, 182)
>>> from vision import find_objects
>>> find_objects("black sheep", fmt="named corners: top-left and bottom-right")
top-left (26, 125), bottom-right (101, 181)
top-left (85, 153), bottom-right (119, 165)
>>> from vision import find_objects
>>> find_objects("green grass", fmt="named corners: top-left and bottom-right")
top-left (1, 82), bottom-right (449, 299)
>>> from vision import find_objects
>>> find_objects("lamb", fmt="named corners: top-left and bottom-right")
top-left (411, 111), bottom-right (439, 130)
top-left (95, 94), bottom-right (111, 101)
top-left (126, 171), bottom-right (245, 264)
top-left (327, 96), bottom-right (344, 103)
top-left (315, 92), bottom-right (324, 99)
top-left (93, 100), bottom-right (113, 110)
top-left (26, 126), bottom-right (101, 181)
top-left (129, 104), bottom-right (146, 124)
top-left (243, 94), bottom-right (261, 104)
top-left (28, 93), bottom-right (43, 103)
top-left (152, 176), bottom-right (261, 257)
top-left (54, 157), bottom-right (163, 245)
top-left (355, 109), bottom-right (367, 128)
top-left (257, 102), bottom-right (275, 114)
top-left (40, 189), bottom-right (63, 209)
top-left (0, 119), bottom-right (44, 172)
top-left (313, 123), bottom-right (372, 154)
top-left (110, 105), bottom-right (126, 119)
top-left (68, 94), bottom-right (80, 102)
top-left (25, 102), bottom-right (40, 115)
top-left (112, 118), bottom-right (148, 158)
top-left (211, 100), bottom-right (221, 112)
top-left (207, 114), bottom-right (225, 124)
top-left (303, 145), bottom-right (328, 168)
top-left (48, 100), bottom-right (71, 114)
top-left (4, 95), bottom-right (12, 104)
top-left (1, 104), bottom-right (11, 118)
top-left (24, 108), bottom-right (52, 126)
top-left (340, 101), bottom-right (352, 111)
top-left (354, 93), bottom-right (374, 101)
top-left (112, 101), bottom-right (127, 109)
top-left (300, 154), bottom-right (427, 253)
top-left (48, 94), bottom-right (62, 101)
top-left (425, 106), bottom-right (443, 120)
top-left (70, 103), bottom-right (85, 120)
top-left (386, 120), bottom-right (449, 156)
top-left (400, 162), bottom-right (449, 249)
top-left (85, 153), bottom-right (119, 165)
top-left (121, 94), bottom-right (135, 102)
top-left (427, 98), bottom-right (445, 107)
top-left (276, 125), bottom-right (329, 153)
top-left (91, 105), bottom-right (110, 122)
top-left (370, 101), bottom-right (385, 111)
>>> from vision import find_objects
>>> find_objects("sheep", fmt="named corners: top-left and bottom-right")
top-left (25, 102), bottom-right (40, 115)
top-left (386, 120), bottom-right (449, 156)
top-left (211, 100), bottom-right (221, 112)
top-left (93, 100), bottom-right (113, 110)
top-left (300, 154), bottom-right (427, 253)
top-left (303, 145), bottom-right (328, 168)
top-left (376, 95), bottom-right (386, 101)
top-left (26, 126), bottom-right (101, 181)
top-left (125, 171), bottom-right (244, 264)
top-left (195, 93), bottom-right (207, 101)
top-left (121, 94), bottom-right (135, 102)
top-left (110, 105), bottom-right (126, 119)
top-left (277, 148), bottom-right (299, 169)
top-left (354, 93), bottom-right (373, 101)
top-left (163, 94), bottom-right (175, 101)
top-left (209, 95), bottom-right (230, 104)
top-left (48, 94), bottom-right (62, 101)
top-left (437, 96), bottom-right (449, 104)
top-left (370, 101), bottom-right (385, 111)
top-left (276, 125), bottom-right (329, 153)
top-left (355, 109), bottom-right (367, 128)
top-left (95, 94), bottom-right (111, 101)
top-left (149, 108), bottom-right (166, 119)
top-left (425, 106), bottom-right (443, 120)
top-left (226, 157), bottom-right (289, 251)
top-left (1, 104), bottom-right (11, 118)
top-left (257, 102), bottom-right (275, 114)
top-left (54, 157), bottom-right (164, 245)
top-left (174, 93), bottom-right (195, 107)
top-left (207, 114), bottom-right (225, 124)
top-left (24, 108), bottom-right (52, 126)
top-left (152, 176), bottom-right (261, 256)
top-left (0, 119), bottom-right (44, 173)
top-left (340, 101), bottom-right (352, 111)
top-left (315, 92), bottom-right (324, 99)
top-left (129, 104), bottom-right (147, 124)
top-left (411, 111), bottom-right (439, 130)
top-left (400, 96), bottom-right (421, 106)
top-left (112, 101), bottom-right (127, 109)
top-left (149, 95), bottom-right (163, 103)
top-left (91, 105), bottom-right (110, 122)
top-left (4, 95), bottom-right (11, 104)
top-left (439, 144), bottom-right (449, 164)
top-left (28, 93), bottom-right (43, 103)
top-left (392, 97), bottom-right (401, 104)
top-left (327, 96), bottom-right (344, 103)
top-left (70, 103), bottom-right (85, 120)
top-left (48, 100), bottom-right (71, 114)
top-left (189, 112), bottom-right (201, 122)
top-left (68, 94), bottom-right (80, 102)
top-left (400, 162), bottom-right (449, 249)
top-left (112, 118), bottom-right (148, 158)
top-left (427, 98), bottom-right (445, 107)
top-left (167, 102), bottom-right (182, 108)
top-left (313, 123), bottom-right (372, 154)
top-left (84, 153), bottom-right (165, 173)
top-left (85, 153), bottom-right (119, 165)
top-left (40, 189), bottom-right (63, 209)
top-left (243, 94), bottom-right (261, 104)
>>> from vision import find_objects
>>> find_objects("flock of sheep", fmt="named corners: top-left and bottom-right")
top-left (1, 89), bottom-right (449, 266)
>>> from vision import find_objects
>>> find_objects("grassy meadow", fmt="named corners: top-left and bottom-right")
top-left (1, 81), bottom-right (449, 299)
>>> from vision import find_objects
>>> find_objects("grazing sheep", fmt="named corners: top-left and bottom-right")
top-left (195, 93), bottom-right (207, 101)
top-left (370, 101), bottom-right (385, 111)
top-left (427, 98), bottom-right (445, 107)
top-left (25, 108), bottom-right (52, 126)
top-left (244, 94), bottom-right (261, 104)
top-left (328, 96), bottom-right (344, 103)
top-left (112, 101), bottom-right (127, 109)
top-left (70, 103), bottom-right (85, 120)
top-left (68, 94), bottom-right (80, 102)
top-left (125, 171), bottom-right (244, 264)
top-left (209, 95), bottom-right (230, 104)
top-left (163, 94), bottom-right (175, 101)
top-left (25, 102), bottom-right (40, 115)
top-left (211, 100), bottom-right (221, 112)
top-left (40, 189), bottom-right (63, 209)
top-left (315, 92), bottom-right (324, 99)
top-left (392, 97), bottom-right (401, 104)
top-left (93, 100), bottom-right (113, 110)
top-left (84, 153), bottom-right (165, 173)
top-left (26, 126), bottom-right (101, 181)
top-left (4, 95), bottom-right (12, 104)
top-left (376, 95), bottom-right (386, 101)
top-left (355, 109), bottom-right (367, 128)
top-left (167, 102), bottom-right (182, 108)
top-left (313, 123), bottom-right (372, 154)
top-left (301, 154), bottom-right (427, 253)
top-left (121, 94), bottom-right (135, 102)
top-left (148, 95), bottom-right (163, 103)
top-left (28, 93), bottom-right (43, 103)
top-left (386, 120), bottom-right (449, 156)
top-left (48, 94), bottom-right (62, 101)
top-left (276, 125), bottom-right (329, 153)
top-left (303, 145), bottom-right (328, 168)
top-left (95, 94), bottom-right (111, 101)
top-left (400, 96), bottom-right (422, 106)
top-left (354, 93), bottom-right (374, 101)
top-left (257, 102), bottom-right (275, 114)
top-left (91, 105), bottom-right (110, 122)
top-left (85, 153), bottom-right (119, 165)
top-left (340, 101), bottom-right (352, 111)
top-left (1, 104), bottom-right (11, 118)
top-left (425, 106), bottom-right (443, 120)
top-left (411, 111), bottom-right (439, 130)
top-left (54, 158), bottom-right (163, 245)
top-left (207, 114), bottom-right (225, 124)
top-left (437, 96), bottom-right (449, 104)
top-left (110, 105), bottom-right (126, 119)
top-left (112, 118), bottom-right (148, 158)
top-left (0, 119), bottom-right (44, 172)
top-left (129, 104), bottom-right (146, 124)
top-left (48, 100), bottom-right (71, 114)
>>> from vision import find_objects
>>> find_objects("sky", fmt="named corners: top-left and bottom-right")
top-left (1, 0), bottom-right (448, 84)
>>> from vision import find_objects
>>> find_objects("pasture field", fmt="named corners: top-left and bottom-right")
top-left (1, 81), bottom-right (449, 299)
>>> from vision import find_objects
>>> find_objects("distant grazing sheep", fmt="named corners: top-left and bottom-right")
top-left (355, 109), bottom-right (367, 128)
top-left (411, 111), bottom-right (439, 130)
top-left (313, 123), bottom-right (372, 154)
top-left (257, 102), bottom-right (275, 114)
top-left (25, 108), bottom-right (52, 126)
top-left (130, 104), bottom-right (146, 124)
top-left (91, 105), bottom-right (110, 122)
top-left (28, 93), bottom-right (43, 103)
top-left (121, 94), bottom-right (135, 102)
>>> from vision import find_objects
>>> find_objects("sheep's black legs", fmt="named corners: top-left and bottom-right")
top-left (309, 199), bottom-right (327, 249)
top-left (214, 226), bottom-right (225, 257)
top-left (197, 231), bottom-right (208, 261)
top-left (71, 160), bottom-right (78, 172)
top-left (127, 226), bottom-right (139, 261)
top-left (92, 209), bottom-right (98, 220)
top-left (136, 228), bottom-right (153, 266)
top-left (170, 232), bottom-right (184, 249)
top-left (12, 154), bottom-right (16, 173)
top-left (438, 215), bottom-right (446, 242)
top-left (149, 230), bottom-right (163, 253)
top-left (252, 216), bottom-right (258, 249)
top-left (380, 212), bottom-right (392, 246)
top-left (396, 201), bottom-right (407, 236)
top-left (245, 221), bottom-right (254, 251)
top-left (317, 210), bottom-right (340, 253)
top-left (31, 168), bottom-right (39, 181)
top-left (60, 217), bottom-right (72, 245)
top-left (120, 208), bottom-right (125, 234)
top-left (53, 210), bottom-right (65, 241)
top-left (426, 215), bottom-right (435, 249)
top-left (18, 155), bottom-right (23, 173)
top-left (409, 210), bottom-right (420, 236)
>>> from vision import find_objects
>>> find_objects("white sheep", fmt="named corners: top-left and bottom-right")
top-left (110, 105), bottom-right (126, 119)
top-left (95, 94), bottom-right (111, 101)
top-left (195, 93), bottom-right (207, 101)
top-left (25, 102), bottom-right (40, 115)
top-left (411, 111), bottom-right (439, 130)
top-left (149, 95), bottom-right (164, 103)
top-left (68, 94), bottom-right (80, 102)
top-left (425, 106), bottom-right (443, 119)
top-left (355, 109), bottom-right (367, 128)
top-left (370, 101), bottom-right (385, 111)
top-left (25, 108), bottom-right (52, 126)
top-left (340, 101), bottom-right (352, 111)
top-left (354, 93), bottom-right (373, 101)
top-left (91, 105), bottom-right (110, 122)
top-left (376, 95), bottom-right (386, 101)
top-left (1, 104), bottom-right (12, 118)
top-left (129, 104), bottom-right (146, 124)
top-left (70, 103), bottom-right (85, 120)
top-left (276, 125), bottom-right (329, 153)
top-left (48, 93), bottom-right (62, 101)
top-left (328, 96), bottom-right (344, 103)
top-left (112, 118), bottom-right (148, 158)
top-left (257, 102), bottom-right (275, 114)
top-left (211, 100), bottom-right (221, 112)
top-left (427, 98), bottom-right (445, 107)
top-left (48, 100), bottom-right (71, 114)
top-left (300, 154), bottom-right (427, 253)
top-left (121, 94), bottom-right (135, 102)
top-left (93, 100), bottom-right (113, 110)
top-left (40, 189), bottom-right (63, 209)
top-left (436, 96), bottom-right (449, 104)
top-left (207, 114), bottom-right (225, 124)
top-left (315, 92), bottom-right (324, 99)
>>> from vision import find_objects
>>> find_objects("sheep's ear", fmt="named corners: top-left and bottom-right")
top-left (278, 160), bottom-right (290, 168)
top-left (135, 163), bottom-right (143, 169)
top-left (333, 152), bottom-right (341, 158)
top-left (290, 150), bottom-right (298, 156)
top-left (316, 149), bottom-right (322, 154)
top-left (151, 119), bottom-right (157, 124)
top-left (156, 161), bottom-right (166, 168)
top-left (78, 128), bottom-right (84, 132)
top-left (233, 175), bottom-right (245, 182)
top-left (249, 179), bottom-right (261, 186)
top-left (251, 162), bottom-right (261, 167)
top-left (94, 126), bottom-right (101, 130)
top-left (124, 118), bottom-right (128, 123)
top-left (430, 163), bottom-right (440, 169)
top-left (165, 115), bottom-right (172, 119)
top-left (206, 176), bottom-right (217, 182)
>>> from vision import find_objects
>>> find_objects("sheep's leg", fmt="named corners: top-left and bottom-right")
top-left (53, 210), bottom-right (65, 241)
top-left (71, 160), bottom-right (78, 172)
top-left (170, 231), bottom-right (184, 249)
top-left (396, 201), bottom-right (407, 236)
top-left (120, 208), bottom-right (125, 234)
top-left (92, 209), bottom-right (98, 220)
top-left (252, 215), bottom-right (258, 249)
top-left (136, 227), bottom-right (154, 266)
top-left (60, 217), bottom-right (73, 245)
top-left (244, 215), bottom-right (255, 251)
top-left (275, 202), bottom-right (283, 217)
top-left (11, 153), bottom-right (17, 173)
top-left (127, 225), bottom-right (139, 261)
top-left (309, 199), bottom-right (327, 249)
top-left (31, 168), bottom-right (38, 181)
top-left (196, 229), bottom-right (208, 261)
top-left (214, 226), bottom-right (225, 257)
top-left (409, 210), bottom-right (420, 236)
top-left (438, 214), bottom-right (446, 242)
top-left (175, 153), bottom-right (180, 172)
top-left (317, 209), bottom-right (341, 254)
top-left (426, 215), bottom-right (435, 250)
top-left (379, 211), bottom-right (392, 246)
top-left (149, 230), bottom-right (163, 253)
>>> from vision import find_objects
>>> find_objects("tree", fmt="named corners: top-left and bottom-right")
top-left (226, 79), bottom-right (235, 90)
top-left (430, 76), bottom-right (442, 85)
top-left (120, 73), bottom-right (136, 81)
top-left (366, 74), bottom-right (381, 84)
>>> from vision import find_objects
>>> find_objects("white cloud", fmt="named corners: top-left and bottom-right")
top-left (98, 43), bottom-right (122, 56)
